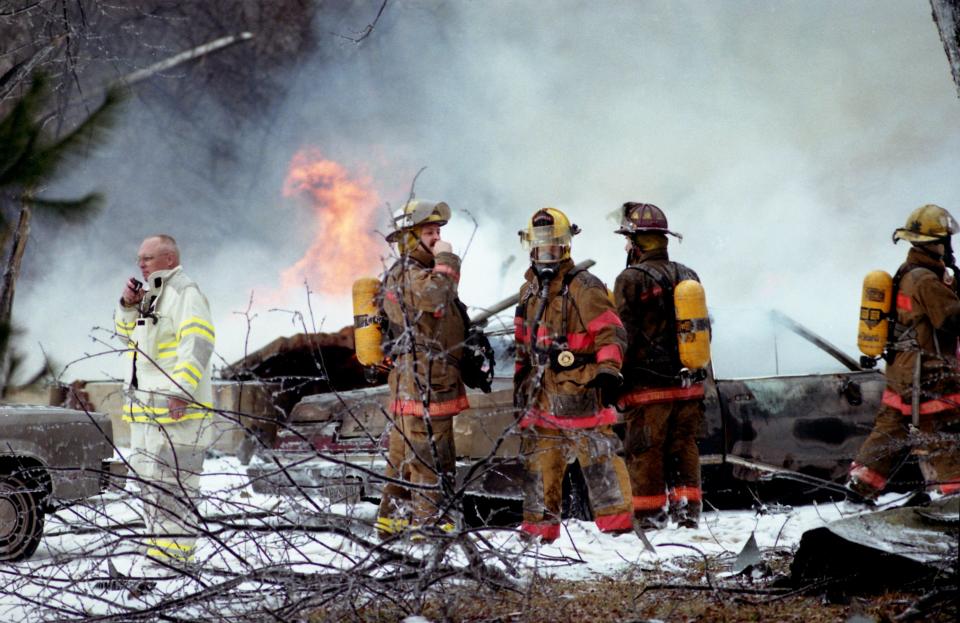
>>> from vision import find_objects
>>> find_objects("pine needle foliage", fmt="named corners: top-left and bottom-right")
top-left (0, 72), bottom-right (124, 390)
top-left (0, 73), bottom-right (124, 227)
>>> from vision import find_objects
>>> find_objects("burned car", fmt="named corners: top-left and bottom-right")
top-left (242, 307), bottom-right (899, 517)
top-left (0, 404), bottom-right (114, 561)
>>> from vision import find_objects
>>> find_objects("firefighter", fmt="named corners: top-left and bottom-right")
top-left (613, 203), bottom-right (706, 529)
top-left (514, 207), bottom-right (634, 543)
top-left (848, 204), bottom-right (960, 502)
top-left (375, 200), bottom-right (468, 538)
top-left (115, 234), bottom-right (215, 575)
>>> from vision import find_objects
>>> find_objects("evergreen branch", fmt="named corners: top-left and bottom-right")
top-left (0, 74), bottom-right (47, 183)
top-left (20, 192), bottom-right (104, 222)
top-left (1, 83), bottom-right (124, 187)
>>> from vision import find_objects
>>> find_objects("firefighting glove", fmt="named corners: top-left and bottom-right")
top-left (588, 369), bottom-right (623, 408)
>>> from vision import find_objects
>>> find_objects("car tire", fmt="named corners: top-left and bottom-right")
top-left (0, 473), bottom-right (45, 562)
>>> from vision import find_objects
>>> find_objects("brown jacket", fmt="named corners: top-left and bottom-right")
top-left (382, 246), bottom-right (468, 417)
top-left (613, 248), bottom-right (705, 406)
top-left (883, 247), bottom-right (960, 413)
top-left (514, 259), bottom-right (626, 428)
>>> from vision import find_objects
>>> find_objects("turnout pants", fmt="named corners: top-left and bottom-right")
top-left (850, 405), bottom-right (960, 497)
top-left (623, 399), bottom-right (703, 525)
top-left (128, 419), bottom-right (207, 564)
top-left (520, 425), bottom-right (633, 542)
top-left (377, 414), bottom-right (455, 536)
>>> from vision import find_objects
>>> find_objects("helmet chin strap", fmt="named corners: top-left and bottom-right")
top-left (944, 237), bottom-right (956, 270)
top-left (397, 226), bottom-right (426, 255)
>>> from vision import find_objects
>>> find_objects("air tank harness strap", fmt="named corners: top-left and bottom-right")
top-left (884, 264), bottom-right (921, 362)
top-left (550, 267), bottom-right (589, 371)
top-left (525, 266), bottom-right (588, 368)
top-left (624, 263), bottom-right (682, 374)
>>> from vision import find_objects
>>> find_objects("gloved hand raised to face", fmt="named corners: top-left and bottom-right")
top-left (588, 369), bottom-right (623, 408)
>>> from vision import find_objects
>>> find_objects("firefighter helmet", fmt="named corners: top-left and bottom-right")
top-left (892, 204), bottom-right (958, 244)
top-left (518, 207), bottom-right (581, 264)
top-left (615, 202), bottom-right (682, 240)
top-left (386, 200), bottom-right (450, 252)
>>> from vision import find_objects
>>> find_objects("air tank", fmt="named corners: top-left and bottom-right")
top-left (857, 270), bottom-right (893, 358)
top-left (674, 280), bottom-right (711, 370)
top-left (352, 277), bottom-right (384, 366)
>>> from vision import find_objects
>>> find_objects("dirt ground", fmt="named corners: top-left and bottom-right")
top-left (312, 551), bottom-right (957, 623)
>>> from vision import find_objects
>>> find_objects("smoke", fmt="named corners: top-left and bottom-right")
top-left (13, 0), bottom-right (960, 383)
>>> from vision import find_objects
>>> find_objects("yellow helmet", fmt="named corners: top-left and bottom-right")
top-left (518, 207), bottom-right (581, 264)
top-left (892, 204), bottom-right (958, 244)
top-left (386, 200), bottom-right (451, 252)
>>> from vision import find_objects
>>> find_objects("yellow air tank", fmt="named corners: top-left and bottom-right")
top-left (674, 280), bottom-right (711, 370)
top-left (352, 277), bottom-right (384, 366)
top-left (857, 270), bottom-right (893, 358)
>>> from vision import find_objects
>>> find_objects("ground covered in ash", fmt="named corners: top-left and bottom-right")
top-left (2, 455), bottom-right (955, 622)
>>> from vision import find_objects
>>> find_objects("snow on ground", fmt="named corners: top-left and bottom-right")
top-left (0, 454), bottom-right (898, 621)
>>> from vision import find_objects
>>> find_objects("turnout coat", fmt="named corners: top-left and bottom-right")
top-left (514, 258), bottom-right (626, 429)
top-left (382, 245), bottom-right (468, 417)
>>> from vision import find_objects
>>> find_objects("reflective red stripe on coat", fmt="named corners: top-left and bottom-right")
top-left (896, 292), bottom-right (912, 312)
top-left (618, 384), bottom-right (705, 408)
top-left (390, 394), bottom-right (470, 417)
top-left (881, 388), bottom-right (960, 416)
top-left (514, 310), bottom-right (623, 364)
top-left (519, 406), bottom-right (617, 430)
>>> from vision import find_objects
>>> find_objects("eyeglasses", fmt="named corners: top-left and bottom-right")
top-left (136, 254), bottom-right (167, 263)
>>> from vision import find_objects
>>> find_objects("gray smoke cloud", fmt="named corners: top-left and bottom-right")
top-left (14, 0), bottom-right (960, 383)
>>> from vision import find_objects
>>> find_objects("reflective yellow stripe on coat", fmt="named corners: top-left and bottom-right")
top-left (146, 538), bottom-right (195, 562)
top-left (157, 340), bottom-right (178, 359)
top-left (122, 402), bottom-right (214, 424)
top-left (173, 361), bottom-right (203, 390)
top-left (178, 316), bottom-right (215, 344)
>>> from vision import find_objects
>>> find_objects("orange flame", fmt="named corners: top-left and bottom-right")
top-left (280, 148), bottom-right (382, 296)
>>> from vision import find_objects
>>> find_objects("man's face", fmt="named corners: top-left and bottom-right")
top-left (419, 224), bottom-right (442, 251)
top-left (137, 237), bottom-right (176, 280)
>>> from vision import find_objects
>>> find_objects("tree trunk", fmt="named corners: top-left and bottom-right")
top-left (0, 205), bottom-right (32, 326)
top-left (0, 204), bottom-right (32, 393)
top-left (930, 0), bottom-right (960, 98)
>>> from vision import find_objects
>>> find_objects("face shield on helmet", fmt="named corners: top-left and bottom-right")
top-left (518, 208), bottom-right (580, 272)
top-left (386, 200), bottom-right (451, 254)
top-left (615, 202), bottom-right (679, 265)
top-left (615, 202), bottom-right (682, 239)
top-left (892, 204), bottom-right (959, 265)
top-left (892, 204), bottom-right (958, 244)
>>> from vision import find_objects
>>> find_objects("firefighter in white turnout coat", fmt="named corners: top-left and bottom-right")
top-left (115, 234), bottom-right (215, 572)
